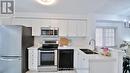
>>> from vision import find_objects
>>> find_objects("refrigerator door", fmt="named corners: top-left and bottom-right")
top-left (0, 25), bottom-right (22, 73)
top-left (0, 56), bottom-right (21, 73)
top-left (0, 25), bottom-right (22, 56)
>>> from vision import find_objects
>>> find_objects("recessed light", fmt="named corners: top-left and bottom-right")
top-left (36, 0), bottom-right (56, 6)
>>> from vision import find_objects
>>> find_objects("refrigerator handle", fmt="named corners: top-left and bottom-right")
top-left (0, 58), bottom-right (21, 61)
top-left (0, 56), bottom-right (21, 61)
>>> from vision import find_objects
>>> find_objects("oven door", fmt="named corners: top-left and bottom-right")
top-left (38, 50), bottom-right (57, 66)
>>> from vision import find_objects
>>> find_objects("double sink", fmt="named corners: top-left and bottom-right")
top-left (80, 49), bottom-right (98, 54)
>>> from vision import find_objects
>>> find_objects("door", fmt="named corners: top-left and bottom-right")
top-left (39, 51), bottom-right (55, 66)
top-left (0, 56), bottom-right (21, 73)
top-left (67, 20), bottom-right (77, 37)
top-left (58, 49), bottom-right (74, 70)
top-left (57, 20), bottom-right (68, 36)
top-left (0, 25), bottom-right (22, 73)
top-left (0, 25), bottom-right (22, 56)
top-left (76, 21), bottom-right (87, 37)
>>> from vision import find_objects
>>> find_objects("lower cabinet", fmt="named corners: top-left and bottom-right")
top-left (75, 50), bottom-right (116, 73)
top-left (89, 61), bottom-right (115, 73)
top-left (58, 49), bottom-right (74, 70)
top-left (76, 50), bottom-right (89, 73)
top-left (28, 49), bottom-right (38, 71)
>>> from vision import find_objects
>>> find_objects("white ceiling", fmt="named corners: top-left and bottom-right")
top-left (15, 0), bottom-right (130, 16)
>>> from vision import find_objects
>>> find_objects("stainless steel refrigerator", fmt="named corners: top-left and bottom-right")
top-left (0, 25), bottom-right (34, 73)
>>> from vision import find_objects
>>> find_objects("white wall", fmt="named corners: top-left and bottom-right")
top-left (96, 21), bottom-right (130, 48)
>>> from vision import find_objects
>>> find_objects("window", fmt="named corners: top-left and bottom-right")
top-left (96, 27), bottom-right (116, 47)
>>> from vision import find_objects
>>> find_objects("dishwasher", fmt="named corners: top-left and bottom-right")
top-left (58, 49), bottom-right (74, 70)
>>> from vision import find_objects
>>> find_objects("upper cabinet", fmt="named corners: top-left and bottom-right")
top-left (14, 18), bottom-right (87, 37)
top-left (32, 24), bottom-right (41, 36)
top-left (57, 20), bottom-right (68, 36)
top-left (31, 20), bottom-right (42, 36)
top-left (67, 20), bottom-right (87, 37)
top-left (76, 20), bottom-right (87, 37)
top-left (67, 20), bottom-right (77, 37)
top-left (31, 19), bottom-right (87, 37)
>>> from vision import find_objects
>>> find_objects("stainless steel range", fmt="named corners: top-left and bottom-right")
top-left (38, 40), bottom-right (58, 72)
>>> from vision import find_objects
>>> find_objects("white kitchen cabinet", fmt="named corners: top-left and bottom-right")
top-left (11, 17), bottom-right (88, 37)
top-left (41, 19), bottom-right (52, 27)
top-left (89, 60), bottom-right (115, 73)
top-left (74, 50), bottom-right (77, 68)
top-left (76, 21), bottom-right (87, 37)
top-left (50, 20), bottom-right (87, 37)
top-left (57, 20), bottom-right (68, 36)
top-left (32, 24), bottom-right (41, 36)
top-left (76, 51), bottom-right (81, 73)
top-left (67, 20), bottom-right (87, 37)
top-left (28, 49), bottom-right (38, 71)
top-left (50, 19), bottom-right (60, 27)
top-left (76, 50), bottom-right (89, 73)
top-left (40, 19), bottom-right (59, 27)
top-left (67, 20), bottom-right (77, 37)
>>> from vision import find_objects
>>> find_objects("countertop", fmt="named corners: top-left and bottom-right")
top-left (27, 46), bottom-right (40, 50)
top-left (27, 46), bottom-right (88, 50)
top-left (27, 46), bottom-right (120, 61)
top-left (77, 48), bottom-right (121, 61)
top-left (58, 46), bottom-right (88, 49)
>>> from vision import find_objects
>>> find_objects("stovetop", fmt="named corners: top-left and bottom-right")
top-left (38, 47), bottom-right (58, 51)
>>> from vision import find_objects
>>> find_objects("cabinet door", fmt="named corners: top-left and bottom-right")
top-left (76, 53), bottom-right (89, 73)
top-left (47, 20), bottom-right (68, 36)
top-left (80, 55), bottom-right (89, 69)
top-left (50, 20), bottom-right (59, 27)
top-left (57, 20), bottom-right (68, 36)
top-left (28, 50), bottom-right (38, 71)
top-left (58, 49), bottom-right (74, 70)
top-left (89, 61), bottom-right (115, 73)
top-left (29, 50), bottom-right (35, 70)
top-left (41, 19), bottom-right (52, 27)
top-left (76, 21), bottom-right (87, 37)
top-left (74, 50), bottom-right (78, 69)
top-left (67, 20), bottom-right (77, 37)
top-left (32, 24), bottom-right (41, 36)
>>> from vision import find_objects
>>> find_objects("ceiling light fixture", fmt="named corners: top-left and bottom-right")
top-left (36, 0), bottom-right (56, 6)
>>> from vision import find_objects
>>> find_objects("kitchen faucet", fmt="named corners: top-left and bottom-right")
top-left (89, 39), bottom-right (97, 51)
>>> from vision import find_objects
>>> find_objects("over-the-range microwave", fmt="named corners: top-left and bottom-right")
top-left (41, 27), bottom-right (59, 37)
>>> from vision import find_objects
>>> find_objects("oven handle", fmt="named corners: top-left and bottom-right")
top-left (39, 51), bottom-right (55, 53)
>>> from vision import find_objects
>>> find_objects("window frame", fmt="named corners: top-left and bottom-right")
top-left (96, 26), bottom-right (117, 48)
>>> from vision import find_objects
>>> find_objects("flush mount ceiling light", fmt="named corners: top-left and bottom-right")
top-left (36, 0), bottom-right (56, 5)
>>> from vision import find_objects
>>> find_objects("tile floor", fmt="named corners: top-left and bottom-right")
top-left (26, 70), bottom-right (76, 73)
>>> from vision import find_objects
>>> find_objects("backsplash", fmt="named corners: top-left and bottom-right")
top-left (68, 37), bottom-right (89, 47)
top-left (34, 36), bottom-right (89, 48)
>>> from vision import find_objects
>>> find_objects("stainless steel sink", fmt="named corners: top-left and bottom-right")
top-left (80, 49), bottom-right (98, 54)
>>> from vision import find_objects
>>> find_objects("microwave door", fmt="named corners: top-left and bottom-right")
top-left (41, 31), bottom-right (46, 35)
top-left (41, 28), bottom-right (59, 36)
top-left (54, 30), bottom-right (58, 35)
top-left (41, 30), bottom-right (49, 35)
